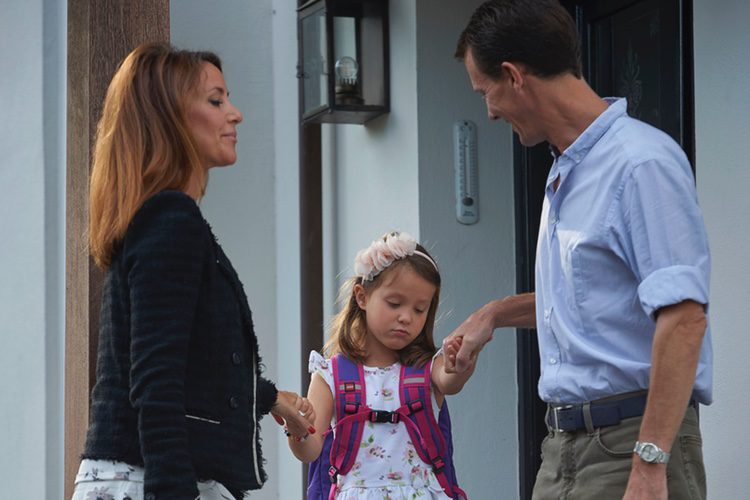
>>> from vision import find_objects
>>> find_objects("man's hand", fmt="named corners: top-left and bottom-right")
top-left (450, 294), bottom-right (536, 373)
top-left (271, 390), bottom-right (316, 441)
top-left (443, 336), bottom-right (476, 374)
top-left (450, 304), bottom-right (496, 373)
top-left (622, 459), bottom-right (667, 500)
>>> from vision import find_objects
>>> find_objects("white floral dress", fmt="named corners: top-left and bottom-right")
top-left (309, 351), bottom-right (452, 500)
top-left (72, 459), bottom-right (247, 499)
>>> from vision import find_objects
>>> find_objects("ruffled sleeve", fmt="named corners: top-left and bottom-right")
top-left (429, 347), bottom-right (444, 378)
top-left (308, 351), bottom-right (334, 394)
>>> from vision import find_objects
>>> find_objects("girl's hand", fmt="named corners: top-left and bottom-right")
top-left (271, 390), bottom-right (316, 440)
top-left (286, 374), bottom-right (333, 463)
top-left (433, 336), bottom-right (477, 395)
top-left (443, 336), bottom-right (462, 373)
top-left (444, 336), bottom-right (477, 374)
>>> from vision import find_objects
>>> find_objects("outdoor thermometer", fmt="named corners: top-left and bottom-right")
top-left (453, 120), bottom-right (479, 224)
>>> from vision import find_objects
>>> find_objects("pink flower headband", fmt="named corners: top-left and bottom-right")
top-left (353, 232), bottom-right (439, 282)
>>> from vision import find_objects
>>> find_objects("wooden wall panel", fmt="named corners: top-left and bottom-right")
top-left (64, 2), bottom-right (169, 497)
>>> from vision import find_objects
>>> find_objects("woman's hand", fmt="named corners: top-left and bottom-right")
top-left (271, 390), bottom-right (316, 441)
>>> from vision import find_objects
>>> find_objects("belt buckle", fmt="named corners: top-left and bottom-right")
top-left (551, 404), bottom-right (574, 432)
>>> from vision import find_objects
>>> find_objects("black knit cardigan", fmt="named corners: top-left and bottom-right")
top-left (82, 190), bottom-right (278, 499)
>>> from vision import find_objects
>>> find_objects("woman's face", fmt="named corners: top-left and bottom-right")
top-left (187, 62), bottom-right (243, 169)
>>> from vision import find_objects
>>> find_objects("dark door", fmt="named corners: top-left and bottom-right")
top-left (514, 1), bottom-right (694, 497)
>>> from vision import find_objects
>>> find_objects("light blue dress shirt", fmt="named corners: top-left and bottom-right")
top-left (535, 98), bottom-right (712, 405)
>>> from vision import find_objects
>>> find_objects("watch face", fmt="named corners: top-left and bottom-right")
top-left (640, 443), bottom-right (659, 462)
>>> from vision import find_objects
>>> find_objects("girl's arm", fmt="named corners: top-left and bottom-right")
top-left (287, 373), bottom-right (334, 463)
top-left (431, 337), bottom-right (477, 396)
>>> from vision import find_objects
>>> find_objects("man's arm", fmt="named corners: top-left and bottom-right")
top-left (452, 292), bottom-right (536, 372)
top-left (623, 299), bottom-right (707, 500)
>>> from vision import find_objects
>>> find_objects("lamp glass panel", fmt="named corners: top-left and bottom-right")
top-left (333, 16), bottom-right (357, 68)
top-left (301, 9), bottom-right (328, 114)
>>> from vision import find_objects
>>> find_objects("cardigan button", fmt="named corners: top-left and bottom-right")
top-left (231, 352), bottom-right (242, 365)
top-left (145, 493), bottom-right (156, 500)
top-left (229, 396), bottom-right (240, 409)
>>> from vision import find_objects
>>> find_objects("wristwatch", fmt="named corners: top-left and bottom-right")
top-left (633, 441), bottom-right (671, 464)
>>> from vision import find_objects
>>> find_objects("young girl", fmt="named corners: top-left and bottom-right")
top-left (288, 232), bottom-right (478, 499)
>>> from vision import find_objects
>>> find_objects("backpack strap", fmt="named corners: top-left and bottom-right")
top-left (325, 356), bottom-right (467, 500)
top-left (398, 360), bottom-right (462, 499)
top-left (436, 401), bottom-right (468, 500)
top-left (327, 355), bottom-right (369, 499)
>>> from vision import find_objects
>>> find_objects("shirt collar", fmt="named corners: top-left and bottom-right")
top-left (564, 97), bottom-right (627, 161)
top-left (547, 97), bottom-right (628, 187)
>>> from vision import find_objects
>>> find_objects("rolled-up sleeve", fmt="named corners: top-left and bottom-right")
top-left (621, 158), bottom-right (711, 318)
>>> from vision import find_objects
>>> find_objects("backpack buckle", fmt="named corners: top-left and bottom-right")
top-left (369, 410), bottom-right (400, 423)
top-left (328, 465), bottom-right (339, 483)
top-left (431, 456), bottom-right (446, 474)
top-left (407, 400), bottom-right (424, 413)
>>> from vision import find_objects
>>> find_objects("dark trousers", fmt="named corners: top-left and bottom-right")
top-left (532, 405), bottom-right (706, 500)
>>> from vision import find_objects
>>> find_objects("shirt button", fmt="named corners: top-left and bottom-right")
top-left (544, 309), bottom-right (551, 319)
top-left (232, 352), bottom-right (242, 365)
top-left (549, 358), bottom-right (557, 365)
top-left (229, 396), bottom-right (239, 409)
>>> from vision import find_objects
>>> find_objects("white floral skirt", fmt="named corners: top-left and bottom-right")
top-left (72, 459), bottom-right (244, 500)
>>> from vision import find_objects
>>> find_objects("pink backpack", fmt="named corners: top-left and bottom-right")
top-left (307, 354), bottom-right (467, 499)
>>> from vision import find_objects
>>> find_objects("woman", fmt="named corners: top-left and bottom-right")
top-left (72, 43), bottom-right (315, 500)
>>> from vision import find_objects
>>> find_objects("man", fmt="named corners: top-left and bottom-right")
top-left (449, 1), bottom-right (711, 499)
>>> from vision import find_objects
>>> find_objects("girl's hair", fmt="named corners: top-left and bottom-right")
top-left (89, 42), bottom-right (222, 268)
top-left (325, 236), bottom-right (441, 368)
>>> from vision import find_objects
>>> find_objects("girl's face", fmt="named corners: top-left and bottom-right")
top-left (187, 62), bottom-right (243, 169)
top-left (354, 266), bottom-right (437, 364)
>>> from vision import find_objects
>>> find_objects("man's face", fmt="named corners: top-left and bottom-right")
top-left (464, 50), bottom-right (544, 146)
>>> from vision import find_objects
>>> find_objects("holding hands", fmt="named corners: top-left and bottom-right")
top-left (449, 294), bottom-right (537, 372)
top-left (442, 336), bottom-right (477, 374)
top-left (271, 390), bottom-right (316, 441)
top-left (432, 335), bottom-right (479, 396)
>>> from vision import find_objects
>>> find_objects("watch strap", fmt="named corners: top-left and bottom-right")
top-left (634, 441), bottom-right (671, 464)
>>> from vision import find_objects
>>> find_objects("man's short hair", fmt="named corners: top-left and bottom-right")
top-left (456, 0), bottom-right (582, 79)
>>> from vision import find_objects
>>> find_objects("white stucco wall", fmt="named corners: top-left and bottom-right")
top-left (0, 0), bottom-right (66, 497)
top-left (270, 1), bottom-right (305, 498)
top-left (693, 0), bottom-right (750, 497)
top-left (416, 1), bottom-right (519, 497)
top-left (171, 2), bottom-right (283, 497)
top-left (325, 1), bottom-right (420, 284)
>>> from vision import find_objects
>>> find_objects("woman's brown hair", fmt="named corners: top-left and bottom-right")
top-left (324, 237), bottom-right (441, 368)
top-left (89, 43), bottom-right (222, 268)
